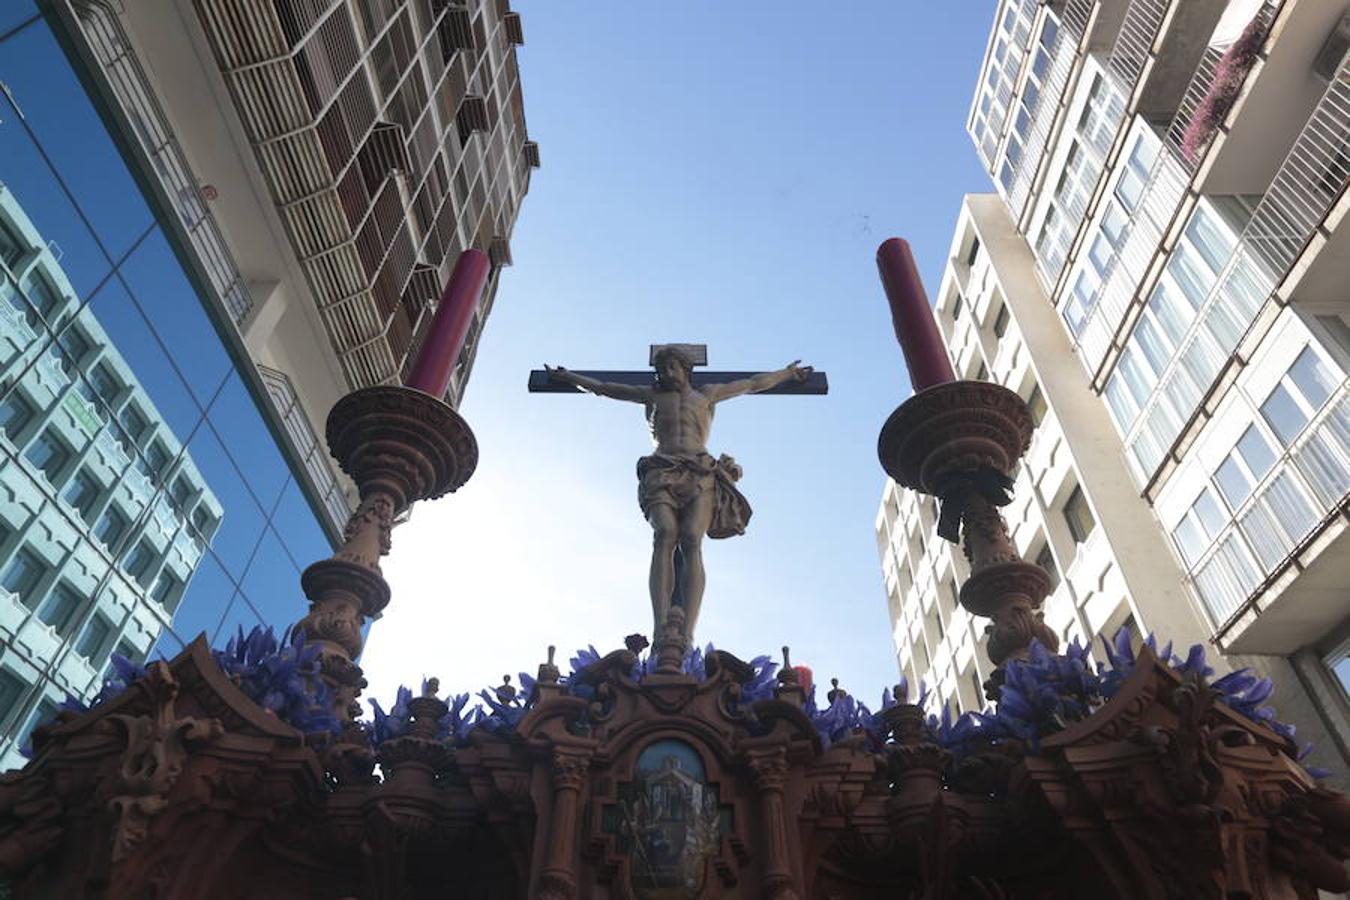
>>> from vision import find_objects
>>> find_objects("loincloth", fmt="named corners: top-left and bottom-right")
top-left (636, 452), bottom-right (752, 539)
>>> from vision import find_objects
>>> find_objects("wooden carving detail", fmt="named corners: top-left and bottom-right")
top-left (103, 661), bottom-right (224, 863)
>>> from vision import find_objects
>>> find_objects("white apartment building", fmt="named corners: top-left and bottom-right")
top-left (50, 0), bottom-right (538, 535)
top-left (877, 0), bottom-right (1350, 778)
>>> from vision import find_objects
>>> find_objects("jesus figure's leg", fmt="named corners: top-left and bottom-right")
top-left (649, 505), bottom-right (678, 637)
top-left (677, 489), bottom-right (716, 639)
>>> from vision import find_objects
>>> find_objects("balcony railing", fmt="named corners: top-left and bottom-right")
top-left (1107, 0), bottom-right (1171, 91)
top-left (1190, 391), bottom-right (1350, 628)
top-left (1122, 51), bottom-right (1350, 478)
top-left (258, 365), bottom-right (352, 534)
top-left (1006, 0), bottom-right (1094, 216)
top-left (1066, 2), bottom-right (1282, 376)
top-left (69, 1), bottom-right (252, 325)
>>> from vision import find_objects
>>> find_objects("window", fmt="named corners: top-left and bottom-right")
top-left (170, 476), bottom-right (193, 514)
top-left (1261, 347), bottom-right (1337, 445)
top-left (191, 506), bottom-right (214, 540)
top-left (1077, 73), bottom-right (1120, 156)
top-left (63, 469), bottom-right (102, 520)
top-left (1035, 542), bottom-right (1060, 591)
top-left (94, 507), bottom-right (128, 551)
top-left (22, 274), bottom-right (62, 319)
top-left (0, 669), bottom-right (27, 728)
top-left (76, 613), bottom-right (113, 662)
top-left (1172, 487), bottom-right (1227, 567)
top-left (110, 639), bottom-right (143, 670)
top-left (151, 570), bottom-right (182, 612)
top-left (993, 304), bottom-right (1011, 338)
top-left (965, 237), bottom-right (980, 267)
top-left (87, 363), bottom-right (121, 408)
top-left (1214, 425), bottom-right (1277, 509)
top-left (1063, 485), bottom-right (1096, 543)
top-left (17, 698), bottom-right (58, 752)
top-left (118, 404), bottom-right (148, 449)
top-left (952, 293), bottom-right (964, 320)
top-left (969, 666), bottom-right (986, 710)
top-left (1, 549), bottom-right (47, 608)
top-left (139, 441), bottom-right (171, 482)
top-left (1027, 384), bottom-right (1047, 426)
top-left (975, 362), bottom-right (990, 382)
top-left (37, 584), bottom-right (83, 636)
top-left (0, 218), bottom-right (24, 267)
top-left (0, 392), bottom-right (35, 437)
top-left (24, 429), bottom-right (70, 483)
top-left (51, 326), bottom-right (90, 375)
top-left (928, 603), bottom-right (945, 641)
top-left (1288, 347), bottom-right (1336, 410)
top-left (123, 541), bottom-right (156, 581)
top-left (1184, 205), bottom-right (1236, 275)
top-left (1115, 132), bottom-right (1158, 212)
top-left (1063, 267), bottom-right (1100, 336)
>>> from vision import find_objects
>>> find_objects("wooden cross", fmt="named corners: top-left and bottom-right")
top-left (527, 344), bottom-right (829, 396)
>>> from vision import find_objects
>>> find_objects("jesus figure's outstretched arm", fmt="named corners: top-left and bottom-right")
top-left (544, 365), bottom-right (652, 403)
top-left (702, 360), bottom-right (813, 403)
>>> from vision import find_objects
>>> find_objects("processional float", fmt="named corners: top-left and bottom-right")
top-left (0, 244), bottom-right (1344, 899)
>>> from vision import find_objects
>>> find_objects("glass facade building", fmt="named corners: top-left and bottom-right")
top-left (0, 7), bottom-right (337, 769)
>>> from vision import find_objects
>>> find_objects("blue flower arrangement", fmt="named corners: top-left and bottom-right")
top-left (922, 627), bottom-right (1329, 778)
top-left (28, 625), bottom-right (341, 757)
top-left (212, 626), bottom-right (343, 738)
top-left (33, 624), bottom-right (1328, 782)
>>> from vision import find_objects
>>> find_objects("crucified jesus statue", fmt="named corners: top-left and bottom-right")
top-left (544, 348), bottom-right (812, 640)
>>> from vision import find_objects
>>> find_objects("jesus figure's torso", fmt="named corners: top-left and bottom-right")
top-left (646, 387), bottom-right (715, 456)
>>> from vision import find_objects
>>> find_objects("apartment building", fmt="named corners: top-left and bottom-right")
top-left (877, 0), bottom-right (1350, 776)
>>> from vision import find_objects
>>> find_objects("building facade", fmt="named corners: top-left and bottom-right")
top-left (877, 0), bottom-right (1350, 776)
top-left (0, 0), bottom-right (533, 768)
top-left (85, 0), bottom-right (538, 411)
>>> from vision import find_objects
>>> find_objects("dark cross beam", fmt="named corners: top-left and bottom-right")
top-left (528, 370), bottom-right (829, 395)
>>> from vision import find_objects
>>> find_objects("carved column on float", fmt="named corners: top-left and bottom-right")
top-left (537, 749), bottom-right (590, 900)
top-left (749, 747), bottom-right (800, 900)
top-left (293, 386), bottom-right (477, 726)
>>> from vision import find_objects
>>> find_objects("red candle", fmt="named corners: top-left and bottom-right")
top-left (405, 249), bottom-right (492, 398)
top-left (876, 237), bottom-right (956, 391)
top-left (792, 665), bottom-right (813, 697)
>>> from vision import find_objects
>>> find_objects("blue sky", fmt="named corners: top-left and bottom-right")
top-left (362, 3), bottom-right (998, 706)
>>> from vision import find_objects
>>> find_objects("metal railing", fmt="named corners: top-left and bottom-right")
top-left (1066, 1), bottom-right (1281, 378)
top-left (69, 1), bottom-right (252, 325)
top-left (258, 365), bottom-right (352, 533)
top-left (1164, 1), bottom-right (1280, 167)
top-left (1007, 0), bottom-right (1094, 216)
top-left (1108, 0), bottom-right (1170, 91)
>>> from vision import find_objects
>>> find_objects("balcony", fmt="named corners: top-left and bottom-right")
top-left (1198, 0), bottom-right (1346, 198)
top-left (1131, 0), bottom-right (1231, 124)
top-left (1120, 44), bottom-right (1350, 482)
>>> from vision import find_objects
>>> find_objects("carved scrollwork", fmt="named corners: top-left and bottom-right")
top-left (102, 662), bottom-right (224, 863)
